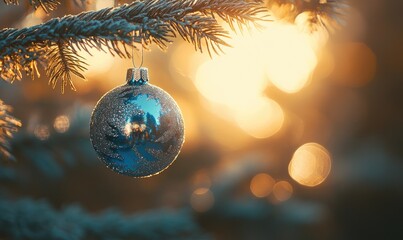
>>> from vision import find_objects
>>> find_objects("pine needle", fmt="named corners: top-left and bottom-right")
top-left (0, 100), bottom-right (21, 161)
top-left (3, 0), bottom-right (60, 13)
top-left (0, 0), bottom-right (266, 92)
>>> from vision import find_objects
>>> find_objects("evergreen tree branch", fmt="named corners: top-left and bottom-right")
top-left (46, 41), bottom-right (88, 93)
top-left (266, 0), bottom-right (348, 32)
top-left (3, 0), bottom-right (60, 13)
top-left (0, 100), bottom-right (21, 161)
top-left (0, 0), bottom-right (266, 92)
top-left (0, 199), bottom-right (209, 240)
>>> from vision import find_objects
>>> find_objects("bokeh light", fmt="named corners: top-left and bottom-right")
top-left (169, 43), bottom-right (209, 91)
top-left (190, 187), bottom-right (214, 212)
top-left (80, 50), bottom-right (114, 76)
top-left (250, 173), bottom-right (275, 198)
top-left (192, 170), bottom-right (212, 189)
top-left (53, 115), bottom-right (70, 133)
top-left (95, 0), bottom-right (115, 10)
top-left (235, 97), bottom-right (284, 138)
top-left (3, 1), bottom-right (403, 239)
top-left (332, 42), bottom-right (377, 87)
top-left (195, 52), bottom-right (266, 109)
top-left (288, 142), bottom-right (332, 187)
top-left (272, 180), bottom-right (293, 202)
top-left (194, 22), bottom-right (322, 139)
top-left (263, 23), bottom-right (318, 93)
top-left (34, 124), bottom-right (50, 141)
top-left (19, 8), bottom-right (46, 28)
top-left (198, 113), bottom-right (252, 150)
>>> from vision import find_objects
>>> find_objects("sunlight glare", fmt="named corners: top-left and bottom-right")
top-left (262, 23), bottom-right (318, 93)
top-left (194, 22), bottom-right (322, 138)
top-left (195, 54), bottom-right (266, 110)
top-left (96, 0), bottom-right (115, 10)
top-left (235, 97), bottom-right (284, 138)
top-left (79, 50), bottom-right (114, 76)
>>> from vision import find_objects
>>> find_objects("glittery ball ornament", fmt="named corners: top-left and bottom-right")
top-left (90, 67), bottom-right (185, 177)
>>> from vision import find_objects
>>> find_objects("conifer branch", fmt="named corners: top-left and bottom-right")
top-left (0, 0), bottom-right (266, 92)
top-left (266, 0), bottom-right (348, 32)
top-left (46, 41), bottom-right (88, 93)
top-left (0, 100), bottom-right (21, 161)
top-left (3, 0), bottom-right (60, 13)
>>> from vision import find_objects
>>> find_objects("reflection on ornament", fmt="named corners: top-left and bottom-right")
top-left (90, 68), bottom-right (185, 177)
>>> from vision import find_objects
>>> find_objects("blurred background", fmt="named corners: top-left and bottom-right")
top-left (1, 0), bottom-right (403, 239)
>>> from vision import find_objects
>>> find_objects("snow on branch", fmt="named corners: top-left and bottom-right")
top-left (0, 0), bottom-right (266, 93)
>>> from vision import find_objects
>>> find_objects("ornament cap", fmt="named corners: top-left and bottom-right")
top-left (126, 67), bottom-right (149, 85)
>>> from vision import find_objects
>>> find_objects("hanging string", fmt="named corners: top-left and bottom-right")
top-left (131, 31), bottom-right (144, 68)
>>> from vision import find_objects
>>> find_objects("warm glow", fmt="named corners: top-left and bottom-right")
top-left (192, 170), bottom-right (212, 189)
top-left (250, 173), bottom-right (275, 198)
top-left (332, 42), bottom-right (377, 87)
top-left (19, 12), bottom-right (43, 28)
top-left (195, 54), bottom-right (266, 109)
top-left (198, 113), bottom-right (252, 150)
top-left (288, 142), bottom-right (332, 187)
top-left (194, 22), bottom-right (322, 138)
top-left (235, 97), bottom-right (284, 138)
top-left (169, 43), bottom-right (209, 91)
top-left (96, 0), bottom-right (115, 10)
top-left (53, 115), bottom-right (70, 133)
top-left (80, 50), bottom-right (114, 76)
top-left (262, 23), bottom-right (318, 93)
top-left (272, 181), bottom-right (293, 202)
top-left (190, 188), bottom-right (214, 212)
top-left (176, 98), bottom-right (200, 148)
top-left (295, 11), bottom-right (330, 49)
top-left (194, 23), bottom-right (267, 116)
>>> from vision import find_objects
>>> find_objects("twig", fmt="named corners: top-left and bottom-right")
top-left (0, 0), bottom-right (266, 92)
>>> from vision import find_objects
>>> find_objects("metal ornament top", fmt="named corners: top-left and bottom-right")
top-left (126, 67), bottom-right (149, 85)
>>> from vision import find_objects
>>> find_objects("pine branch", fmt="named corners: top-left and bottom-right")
top-left (266, 0), bottom-right (348, 32)
top-left (0, 199), bottom-right (209, 240)
top-left (46, 41), bottom-right (88, 93)
top-left (3, 0), bottom-right (60, 13)
top-left (0, 100), bottom-right (21, 161)
top-left (316, 0), bottom-right (349, 32)
top-left (0, 0), bottom-right (266, 92)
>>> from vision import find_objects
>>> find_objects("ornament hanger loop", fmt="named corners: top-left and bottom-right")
top-left (131, 31), bottom-right (144, 69)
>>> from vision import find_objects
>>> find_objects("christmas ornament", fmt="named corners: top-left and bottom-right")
top-left (90, 67), bottom-right (185, 177)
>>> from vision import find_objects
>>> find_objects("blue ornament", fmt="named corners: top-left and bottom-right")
top-left (90, 67), bottom-right (185, 177)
